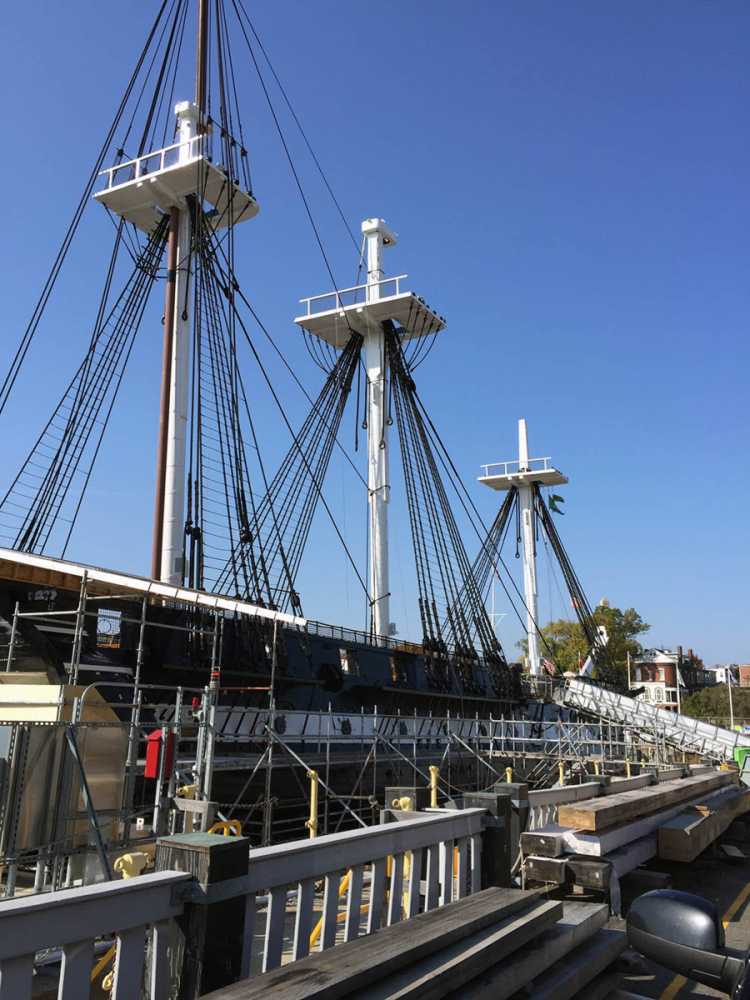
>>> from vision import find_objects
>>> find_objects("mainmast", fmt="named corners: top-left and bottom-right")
top-left (95, 0), bottom-right (259, 583)
top-left (478, 419), bottom-right (568, 675)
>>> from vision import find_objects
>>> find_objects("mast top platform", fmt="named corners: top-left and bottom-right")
top-left (94, 101), bottom-right (259, 234)
top-left (294, 218), bottom-right (445, 349)
top-left (478, 418), bottom-right (568, 491)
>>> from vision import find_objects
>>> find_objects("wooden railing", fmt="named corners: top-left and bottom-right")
top-left (0, 809), bottom-right (486, 995)
top-left (0, 870), bottom-right (190, 999)
top-left (184, 807), bottom-right (487, 976)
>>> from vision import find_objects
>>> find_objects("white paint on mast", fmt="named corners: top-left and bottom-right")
top-left (160, 101), bottom-right (198, 583)
top-left (362, 218), bottom-right (395, 640)
top-left (517, 419), bottom-right (540, 675)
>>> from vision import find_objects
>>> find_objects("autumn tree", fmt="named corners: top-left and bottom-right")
top-left (520, 603), bottom-right (650, 689)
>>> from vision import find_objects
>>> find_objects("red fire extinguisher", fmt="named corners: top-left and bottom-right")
top-left (144, 728), bottom-right (175, 780)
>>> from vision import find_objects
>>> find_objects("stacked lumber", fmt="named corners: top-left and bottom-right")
top-left (658, 786), bottom-right (750, 862)
top-left (205, 887), bottom-right (625, 1000)
top-left (521, 769), bottom-right (739, 901)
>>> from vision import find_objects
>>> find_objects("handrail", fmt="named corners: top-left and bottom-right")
top-left (0, 870), bottom-right (189, 997)
top-left (480, 457), bottom-right (554, 477)
top-left (298, 275), bottom-right (409, 315)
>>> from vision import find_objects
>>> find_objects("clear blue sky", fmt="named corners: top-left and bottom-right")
top-left (0, 1), bottom-right (747, 664)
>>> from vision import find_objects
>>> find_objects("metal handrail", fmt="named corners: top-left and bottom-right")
top-left (298, 275), bottom-right (409, 316)
top-left (98, 134), bottom-right (205, 189)
top-left (480, 457), bottom-right (554, 477)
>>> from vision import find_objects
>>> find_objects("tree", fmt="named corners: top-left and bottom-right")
top-left (519, 603), bottom-right (650, 689)
top-left (681, 684), bottom-right (750, 728)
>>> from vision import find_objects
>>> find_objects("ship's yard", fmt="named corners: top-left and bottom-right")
top-left (0, 0), bottom-right (746, 998)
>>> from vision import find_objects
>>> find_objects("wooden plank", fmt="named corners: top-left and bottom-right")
top-left (293, 879), bottom-right (315, 960)
top-left (558, 772), bottom-right (735, 832)
top-left (58, 940), bottom-right (94, 1000)
top-left (565, 858), bottom-right (611, 891)
top-left (345, 866), bottom-right (364, 941)
top-left (658, 788), bottom-right (750, 862)
top-left (521, 830), bottom-right (567, 859)
top-left (204, 887), bottom-right (544, 1000)
top-left (524, 856), bottom-right (569, 885)
top-left (442, 902), bottom-right (609, 1000)
top-left (356, 899), bottom-right (564, 999)
top-left (522, 927), bottom-right (626, 1000)
top-left (543, 784), bottom-right (741, 857)
top-left (570, 969), bottom-right (622, 1000)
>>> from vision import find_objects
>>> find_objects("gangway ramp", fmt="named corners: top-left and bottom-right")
top-left (562, 677), bottom-right (750, 762)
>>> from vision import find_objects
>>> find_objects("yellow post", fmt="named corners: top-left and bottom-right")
top-left (306, 769), bottom-right (319, 838)
top-left (625, 759), bottom-right (632, 778)
top-left (429, 765), bottom-right (440, 808)
top-left (594, 760), bottom-right (600, 776)
top-left (505, 766), bottom-right (513, 784)
top-left (558, 761), bottom-right (565, 786)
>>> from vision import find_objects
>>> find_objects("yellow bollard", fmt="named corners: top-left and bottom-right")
top-left (505, 767), bottom-right (513, 784)
top-left (625, 759), bottom-right (632, 778)
top-left (594, 760), bottom-right (600, 776)
top-left (391, 796), bottom-right (414, 811)
top-left (429, 765), bottom-right (440, 808)
top-left (305, 769), bottom-right (319, 838)
top-left (208, 820), bottom-right (242, 837)
top-left (558, 762), bottom-right (565, 786)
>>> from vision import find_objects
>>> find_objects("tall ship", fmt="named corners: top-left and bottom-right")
top-left (0, 1), bottom-right (614, 879)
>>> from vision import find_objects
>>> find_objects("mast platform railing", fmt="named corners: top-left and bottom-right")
top-left (98, 134), bottom-right (207, 191)
top-left (298, 275), bottom-right (409, 316)
top-left (480, 456), bottom-right (555, 478)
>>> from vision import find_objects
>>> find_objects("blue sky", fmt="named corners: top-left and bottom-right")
top-left (0, 1), bottom-right (747, 664)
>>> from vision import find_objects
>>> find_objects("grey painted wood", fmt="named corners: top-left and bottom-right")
top-left (212, 809), bottom-right (486, 898)
top-left (204, 887), bottom-right (545, 1000)
top-left (439, 842), bottom-right (452, 907)
top-left (406, 850), bottom-right (422, 919)
top-left (0, 871), bottom-right (188, 960)
top-left (112, 925), bottom-right (146, 1000)
top-left (469, 836), bottom-right (481, 895)
top-left (59, 939), bottom-right (94, 1000)
top-left (523, 927), bottom-right (626, 1000)
top-left (262, 886), bottom-right (286, 972)
top-left (445, 901), bottom-right (608, 1000)
top-left (368, 858), bottom-right (387, 933)
top-left (345, 865), bottom-right (364, 941)
top-left (293, 880), bottom-right (315, 960)
top-left (424, 846), bottom-right (439, 911)
top-left (320, 875), bottom-right (339, 950)
top-left (0, 955), bottom-right (33, 1000)
top-left (357, 899), bottom-right (564, 999)
top-left (149, 920), bottom-right (172, 1000)
top-left (240, 892), bottom-right (256, 980)
top-left (387, 854), bottom-right (405, 926)
top-left (456, 838), bottom-right (469, 899)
